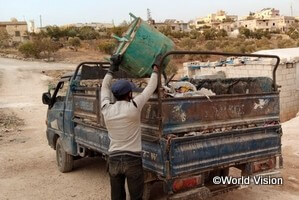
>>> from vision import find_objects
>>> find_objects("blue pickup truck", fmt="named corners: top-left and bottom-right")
top-left (42, 51), bottom-right (283, 199)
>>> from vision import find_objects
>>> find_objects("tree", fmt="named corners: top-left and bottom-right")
top-left (0, 29), bottom-right (11, 48)
top-left (45, 26), bottom-right (65, 39)
top-left (217, 29), bottom-right (228, 38)
top-left (203, 28), bottom-right (217, 40)
top-left (239, 27), bottom-right (251, 38)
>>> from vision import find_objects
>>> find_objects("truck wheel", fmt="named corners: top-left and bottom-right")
top-left (56, 137), bottom-right (74, 173)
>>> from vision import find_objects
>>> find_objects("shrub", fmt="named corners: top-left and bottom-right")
top-left (68, 37), bottom-right (81, 50)
top-left (18, 38), bottom-right (60, 58)
top-left (179, 38), bottom-right (194, 49)
top-left (18, 41), bottom-right (41, 58)
top-left (204, 40), bottom-right (217, 50)
top-left (277, 39), bottom-right (296, 48)
top-left (98, 40), bottom-right (116, 54)
top-left (78, 26), bottom-right (99, 40)
top-left (203, 28), bottom-right (217, 40)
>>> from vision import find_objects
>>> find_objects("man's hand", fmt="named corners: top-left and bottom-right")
top-left (109, 54), bottom-right (122, 73)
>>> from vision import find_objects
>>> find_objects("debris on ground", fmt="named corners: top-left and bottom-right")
top-left (0, 109), bottom-right (25, 143)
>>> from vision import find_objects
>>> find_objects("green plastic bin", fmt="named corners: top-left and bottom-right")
top-left (113, 13), bottom-right (174, 77)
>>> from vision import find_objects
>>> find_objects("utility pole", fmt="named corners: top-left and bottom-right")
top-left (291, 1), bottom-right (294, 16)
top-left (39, 15), bottom-right (42, 28)
top-left (147, 8), bottom-right (152, 21)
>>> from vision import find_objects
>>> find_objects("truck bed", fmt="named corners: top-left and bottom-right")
top-left (72, 76), bottom-right (281, 179)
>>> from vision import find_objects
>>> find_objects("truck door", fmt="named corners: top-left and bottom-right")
top-left (47, 81), bottom-right (69, 136)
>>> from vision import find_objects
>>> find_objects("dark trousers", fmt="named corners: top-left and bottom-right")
top-left (108, 155), bottom-right (144, 200)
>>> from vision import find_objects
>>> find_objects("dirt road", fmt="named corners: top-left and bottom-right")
top-left (0, 57), bottom-right (298, 200)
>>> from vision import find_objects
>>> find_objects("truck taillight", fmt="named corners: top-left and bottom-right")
top-left (248, 157), bottom-right (282, 174)
top-left (172, 175), bottom-right (202, 192)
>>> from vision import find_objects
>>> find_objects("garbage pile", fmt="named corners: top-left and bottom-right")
top-left (163, 81), bottom-right (215, 98)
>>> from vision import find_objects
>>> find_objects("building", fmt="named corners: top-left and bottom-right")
top-left (194, 10), bottom-right (238, 29)
top-left (254, 8), bottom-right (280, 19)
top-left (0, 18), bottom-right (28, 42)
top-left (239, 16), bottom-right (296, 32)
top-left (238, 8), bottom-right (296, 32)
top-left (182, 48), bottom-right (299, 122)
top-left (152, 19), bottom-right (190, 32)
top-left (64, 22), bottom-right (114, 30)
top-left (27, 20), bottom-right (35, 33)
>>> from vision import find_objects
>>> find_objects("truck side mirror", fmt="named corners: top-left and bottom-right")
top-left (42, 92), bottom-right (52, 105)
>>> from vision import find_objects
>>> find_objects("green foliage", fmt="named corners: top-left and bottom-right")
top-left (203, 28), bottom-right (218, 40)
top-left (108, 25), bottom-right (129, 37)
top-left (277, 39), bottom-right (296, 48)
top-left (217, 29), bottom-right (228, 38)
top-left (287, 27), bottom-right (299, 40)
top-left (239, 27), bottom-right (251, 38)
top-left (98, 40), bottom-right (116, 54)
top-left (18, 38), bottom-right (60, 58)
top-left (158, 26), bottom-right (172, 36)
top-left (68, 37), bottom-right (81, 50)
top-left (18, 41), bottom-right (40, 58)
top-left (77, 26), bottom-right (99, 40)
top-left (0, 29), bottom-right (11, 48)
top-left (45, 26), bottom-right (65, 39)
top-left (189, 30), bottom-right (201, 39)
top-left (239, 27), bottom-right (271, 39)
top-left (179, 38), bottom-right (194, 49)
top-left (205, 40), bottom-right (217, 50)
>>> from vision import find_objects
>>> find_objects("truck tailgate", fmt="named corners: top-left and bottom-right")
top-left (169, 125), bottom-right (281, 177)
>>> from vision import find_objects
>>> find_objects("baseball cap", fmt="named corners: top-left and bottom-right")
top-left (111, 80), bottom-right (140, 97)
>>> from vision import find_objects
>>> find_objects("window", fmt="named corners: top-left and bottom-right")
top-left (273, 23), bottom-right (276, 26)
top-left (266, 22), bottom-right (268, 26)
top-left (15, 31), bottom-right (20, 36)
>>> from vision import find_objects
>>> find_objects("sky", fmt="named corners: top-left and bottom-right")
top-left (0, 0), bottom-right (298, 26)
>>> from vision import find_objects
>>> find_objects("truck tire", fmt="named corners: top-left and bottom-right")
top-left (56, 137), bottom-right (74, 173)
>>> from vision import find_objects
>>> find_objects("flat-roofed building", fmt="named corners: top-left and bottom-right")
top-left (0, 18), bottom-right (28, 42)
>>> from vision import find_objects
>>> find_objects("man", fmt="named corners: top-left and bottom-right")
top-left (101, 54), bottom-right (159, 200)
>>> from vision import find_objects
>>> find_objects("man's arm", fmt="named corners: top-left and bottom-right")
top-left (101, 72), bottom-right (113, 109)
top-left (101, 54), bottom-right (122, 108)
top-left (133, 66), bottom-right (158, 110)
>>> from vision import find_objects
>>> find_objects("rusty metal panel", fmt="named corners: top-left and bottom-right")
top-left (142, 139), bottom-right (168, 177)
top-left (169, 125), bottom-right (281, 177)
top-left (141, 101), bottom-right (160, 137)
top-left (160, 93), bottom-right (279, 135)
top-left (73, 94), bottom-right (99, 122)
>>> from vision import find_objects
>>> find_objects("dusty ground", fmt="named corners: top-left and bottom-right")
top-left (0, 57), bottom-right (299, 200)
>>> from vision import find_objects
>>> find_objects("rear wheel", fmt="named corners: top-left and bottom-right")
top-left (56, 137), bottom-right (74, 173)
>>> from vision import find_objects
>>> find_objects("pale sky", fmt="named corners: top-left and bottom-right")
top-left (0, 0), bottom-right (298, 26)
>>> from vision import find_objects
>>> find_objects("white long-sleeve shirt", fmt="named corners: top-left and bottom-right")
top-left (101, 72), bottom-right (158, 155)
